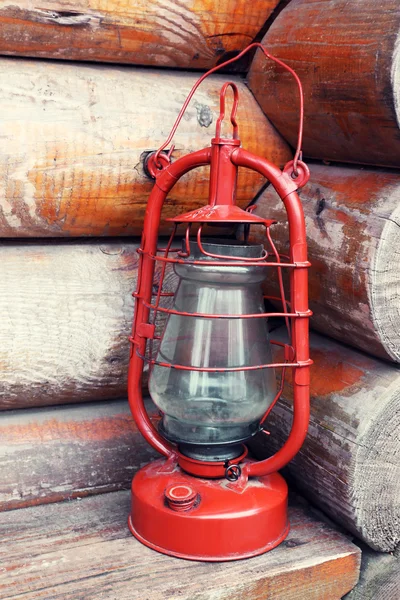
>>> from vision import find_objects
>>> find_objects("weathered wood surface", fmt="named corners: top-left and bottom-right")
top-left (0, 58), bottom-right (291, 238)
top-left (0, 490), bottom-right (361, 599)
top-left (0, 240), bottom-right (175, 409)
top-left (0, 399), bottom-right (158, 511)
top-left (251, 164), bottom-right (400, 362)
top-left (250, 327), bottom-right (400, 552)
top-left (0, 1), bottom-right (280, 69)
top-left (344, 544), bottom-right (400, 600)
top-left (248, 0), bottom-right (400, 168)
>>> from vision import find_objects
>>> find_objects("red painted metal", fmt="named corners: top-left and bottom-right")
top-left (168, 203), bottom-right (273, 225)
top-left (177, 446), bottom-right (248, 479)
top-left (128, 458), bottom-right (289, 561)
top-left (127, 45), bottom-right (311, 560)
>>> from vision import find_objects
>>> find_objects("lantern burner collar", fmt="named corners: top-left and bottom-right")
top-left (159, 414), bottom-right (259, 463)
top-left (177, 442), bottom-right (245, 462)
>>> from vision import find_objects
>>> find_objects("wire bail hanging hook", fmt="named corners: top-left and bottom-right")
top-left (152, 42), bottom-right (305, 179)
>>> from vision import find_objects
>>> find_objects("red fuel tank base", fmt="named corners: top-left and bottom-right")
top-left (128, 458), bottom-right (289, 561)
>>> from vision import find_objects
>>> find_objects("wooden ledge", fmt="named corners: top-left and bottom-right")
top-left (0, 491), bottom-right (360, 599)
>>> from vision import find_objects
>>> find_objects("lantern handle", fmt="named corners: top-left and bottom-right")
top-left (154, 43), bottom-right (304, 177)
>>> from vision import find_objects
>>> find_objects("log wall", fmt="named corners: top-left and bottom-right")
top-left (0, 399), bottom-right (157, 511)
top-left (0, 1), bottom-right (280, 69)
top-left (0, 240), bottom-right (173, 409)
top-left (250, 328), bottom-right (400, 552)
top-left (248, 0), bottom-right (400, 168)
top-left (0, 58), bottom-right (291, 238)
top-left (344, 545), bottom-right (400, 600)
top-left (251, 164), bottom-right (400, 362)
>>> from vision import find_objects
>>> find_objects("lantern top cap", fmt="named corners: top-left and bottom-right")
top-left (167, 204), bottom-right (276, 226)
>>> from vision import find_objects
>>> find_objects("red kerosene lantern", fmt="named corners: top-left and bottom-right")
top-left (127, 44), bottom-right (312, 561)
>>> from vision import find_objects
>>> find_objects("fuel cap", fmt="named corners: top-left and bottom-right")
top-left (165, 483), bottom-right (198, 512)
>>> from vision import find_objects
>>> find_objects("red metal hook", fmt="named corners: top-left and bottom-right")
top-left (215, 82), bottom-right (239, 140)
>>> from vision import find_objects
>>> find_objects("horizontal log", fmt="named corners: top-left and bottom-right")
top-left (0, 58), bottom-right (292, 237)
top-left (248, 0), bottom-right (400, 168)
top-left (344, 545), bottom-right (399, 600)
top-left (0, 490), bottom-right (360, 599)
top-left (0, 399), bottom-right (158, 511)
top-left (0, 1), bottom-right (280, 69)
top-left (250, 328), bottom-right (400, 552)
top-left (251, 164), bottom-right (400, 362)
top-left (0, 240), bottom-right (176, 409)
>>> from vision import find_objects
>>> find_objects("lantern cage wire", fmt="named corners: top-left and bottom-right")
top-left (130, 216), bottom-right (311, 433)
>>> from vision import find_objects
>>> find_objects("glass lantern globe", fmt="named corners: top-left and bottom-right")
top-left (149, 239), bottom-right (276, 462)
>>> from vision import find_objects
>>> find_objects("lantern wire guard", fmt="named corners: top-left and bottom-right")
top-left (127, 44), bottom-right (312, 561)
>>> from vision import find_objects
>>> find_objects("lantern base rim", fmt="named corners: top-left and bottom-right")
top-left (128, 516), bottom-right (289, 562)
top-left (129, 458), bottom-right (289, 561)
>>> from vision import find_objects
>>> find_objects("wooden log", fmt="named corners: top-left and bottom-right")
top-left (0, 58), bottom-right (292, 238)
top-left (0, 490), bottom-right (361, 599)
top-left (0, 1), bottom-right (281, 69)
top-left (248, 0), bottom-right (400, 168)
top-left (0, 399), bottom-right (158, 511)
top-left (250, 327), bottom-right (400, 552)
top-left (251, 164), bottom-right (400, 362)
top-left (0, 239), bottom-right (175, 409)
top-left (344, 544), bottom-right (400, 600)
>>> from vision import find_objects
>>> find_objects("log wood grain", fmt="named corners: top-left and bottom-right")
top-left (344, 544), bottom-right (400, 600)
top-left (248, 0), bottom-right (400, 168)
top-left (0, 490), bottom-right (361, 599)
top-left (0, 239), bottom-right (174, 409)
top-left (0, 399), bottom-right (158, 511)
top-left (0, 58), bottom-right (291, 237)
top-left (250, 328), bottom-right (400, 552)
top-left (251, 164), bottom-right (400, 362)
top-left (0, 1), bottom-right (280, 69)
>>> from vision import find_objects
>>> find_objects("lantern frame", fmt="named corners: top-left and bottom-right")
top-left (127, 44), bottom-right (312, 560)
